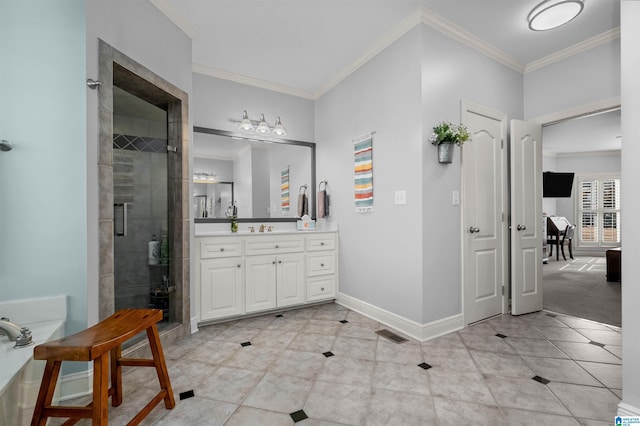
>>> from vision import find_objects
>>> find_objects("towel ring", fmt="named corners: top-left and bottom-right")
top-left (299, 184), bottom-right (307, 194)
top-left (319, 180), bottom-right (328, 191)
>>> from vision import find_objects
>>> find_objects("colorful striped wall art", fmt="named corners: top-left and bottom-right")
top-left (281, 167), bottom-right (290, 213)
top-left (354, 135), bottom-right (373, 212)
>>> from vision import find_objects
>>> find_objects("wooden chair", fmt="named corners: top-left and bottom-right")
top-left (31, 308), bottom-right (175, 426)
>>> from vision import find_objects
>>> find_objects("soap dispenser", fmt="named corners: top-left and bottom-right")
top-left (148, 235), bottom-right (160, 265)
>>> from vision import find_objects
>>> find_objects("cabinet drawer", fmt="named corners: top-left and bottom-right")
top-left (307, 253), bottom-right (336, 276)
top-left (200, 238), bottom-right (243, 259)
top-left (307, 275), bottom-right (336, 302)
top-left (306, 234), bottom-right (336, 251)
top-left (245, 236), bottom-right (304, 256)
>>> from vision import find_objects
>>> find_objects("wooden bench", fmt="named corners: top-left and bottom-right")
top-left (31, 308), bottom-right (175, 426)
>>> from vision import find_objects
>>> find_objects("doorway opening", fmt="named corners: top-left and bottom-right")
top-left (541, 108), bottom-right (622, 327)
top-left (97, 41), bottom-right (191, 346)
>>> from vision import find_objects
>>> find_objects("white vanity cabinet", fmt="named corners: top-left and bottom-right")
top-left (196, 231), bottom-right (338, 323)
top-left (199, 237), bottom-right (244, 321)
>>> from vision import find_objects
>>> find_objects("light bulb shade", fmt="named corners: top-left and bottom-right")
top-left (528, 0), bottom-right (584, 31)
top-left (239, 110), bottom-right (255, 131)
top-left (272, 117), bottom-right (287, 137)
top-left (255, 113), bottom-right (271, 134)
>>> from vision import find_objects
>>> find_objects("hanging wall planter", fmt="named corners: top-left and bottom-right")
top-left (437, 143), bottom-right (455, 163)
top-left (429, 121), bottom-right (470, 164)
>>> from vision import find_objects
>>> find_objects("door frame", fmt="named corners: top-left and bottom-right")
top-left (460, 100), bottom-right (510, 326)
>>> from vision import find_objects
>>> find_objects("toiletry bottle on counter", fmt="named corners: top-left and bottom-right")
top-left (160, 234), bottom-right (169, 264)
top-left (148, 235), bottom-right (160, 265)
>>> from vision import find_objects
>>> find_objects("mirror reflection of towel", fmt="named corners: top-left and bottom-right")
top-left (298, 193), bottom-right (308, 217)
top-left (318, 190), bottom-right (330, 218)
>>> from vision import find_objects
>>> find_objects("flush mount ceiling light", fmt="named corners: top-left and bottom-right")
top-left (236, 111), bottom-right (287, 137)
top-left (528, 0), bottom-right (584, 31)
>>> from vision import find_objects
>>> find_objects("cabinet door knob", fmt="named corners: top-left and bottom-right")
top-left (320, 242), bottom-right (325, 246)
top-left (272, 261), bottom-right (276, 265)
top-left (237, 264), bottom-right (241, 268)
top-left (278, 260), bottom-right (282, 264)
top-left (320, 263), bottom-right (325, 267)
top-left (275, 245), bottom-right (279, 249)
top-left (220, 247), bottom-right (225, 251)
top-left (321, 287), bottom-right (325, 291)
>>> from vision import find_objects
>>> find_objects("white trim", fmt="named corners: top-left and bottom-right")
top-left (544, 149), bottom-right (621, 158)
top-left (618, 402), bottom-right (640, 416)
top-left (193, 64), bottom-right (315, 100)
top-left (149, 0), bottom-right (198, 39)
top-left (190, 315), bottom-right (199, 334)
top-left (314, 9), bottom-right (423, 98)
top-left (529, 97), bottom-right (621, 125)
top-left (336, 292), bottom-right (464, 342)
top-left (419, 8), bottom-right (524, 74)
top-left (58, 370), bottom-right (92, 402)
top-left (525, 28), bottom-right (621, 74)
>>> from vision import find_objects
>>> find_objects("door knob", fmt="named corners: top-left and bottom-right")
top-left (517, 224), bottom-right (527, 231)
top-left (469, 226), bottom-right (480, 233)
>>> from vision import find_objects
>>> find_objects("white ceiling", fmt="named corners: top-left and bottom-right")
top-left (146, 0), bottom-right (621, 154)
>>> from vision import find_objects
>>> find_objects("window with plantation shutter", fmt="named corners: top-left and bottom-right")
top-left (576, 174), bottom-right (620, 247)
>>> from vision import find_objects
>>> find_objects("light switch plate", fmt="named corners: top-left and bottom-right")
top-left (395, 190), bottom-right (406, 205)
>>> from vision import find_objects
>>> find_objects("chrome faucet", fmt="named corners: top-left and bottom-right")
top-left (0, 317), bottom-right (33, 347)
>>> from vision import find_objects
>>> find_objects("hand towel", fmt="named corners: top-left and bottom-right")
top-left (298, 190), bottom-right (308, 217)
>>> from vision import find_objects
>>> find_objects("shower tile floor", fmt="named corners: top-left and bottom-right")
top-left (53, 303), bottom-right (622, 425)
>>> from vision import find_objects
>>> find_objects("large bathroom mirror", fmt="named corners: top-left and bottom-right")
top-left (193, 127), bottom-right (316, 222)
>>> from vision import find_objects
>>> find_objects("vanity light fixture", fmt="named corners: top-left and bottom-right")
top-left (255, 113), bottom-right (271, 134)
top-left (236, 111), bottom-right (287, 137)
top-left (239, 110), bottom-right (255, 132)
top-left (272, 116), bottom-right (287, 137)
top-left (528, 0), bottom-right (584, 31)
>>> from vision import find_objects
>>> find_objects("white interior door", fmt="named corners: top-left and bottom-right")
top-left (510, 119), bottom-right (543, 315)
top-left (462, 101), bottom-right (508, 324)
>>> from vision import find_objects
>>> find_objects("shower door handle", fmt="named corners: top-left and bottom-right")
top-left (114, 203), bottom-right (128, 236)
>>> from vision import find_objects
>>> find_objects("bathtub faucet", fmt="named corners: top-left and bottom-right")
top-left (0, 317), bottom-right (33, 347)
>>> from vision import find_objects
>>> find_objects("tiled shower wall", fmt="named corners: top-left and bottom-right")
top-left (113, 135), bottom-right (170, 317)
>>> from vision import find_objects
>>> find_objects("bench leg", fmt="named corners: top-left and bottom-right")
top-left (31, 360), bottom-right (61, 426)
top-left (146, 324), bottom-right (175, 409)
top-left (93, 352), bottom-right (110, 425)
top-left (110, 345), bottom-right (123, 407)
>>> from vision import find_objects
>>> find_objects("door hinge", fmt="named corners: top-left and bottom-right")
top-left (501, 286), bottom-right (505, 295)
top-left (501, 139), bottom-right (504, 149)
top-left (167, 145), bottom-right (177, 153)
top-left (501, 213), bottom-right (504, 222)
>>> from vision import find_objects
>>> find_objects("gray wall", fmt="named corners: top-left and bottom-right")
top-left (524, 39), bottom-right (621, 119)
top-left (86, 0), bottom-right (193, 326)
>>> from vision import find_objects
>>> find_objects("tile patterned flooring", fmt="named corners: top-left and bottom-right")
top-left (56, 303), bottom-right (622, 425)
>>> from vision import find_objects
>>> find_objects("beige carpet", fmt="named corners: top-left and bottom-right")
top-left (543, 256), bottom-right (621, 327)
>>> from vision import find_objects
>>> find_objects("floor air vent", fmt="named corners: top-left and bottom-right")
top-left (375, 329), bottom-right (408, 344)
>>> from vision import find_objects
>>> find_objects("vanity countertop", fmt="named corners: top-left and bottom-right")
top-left (195, 229), bottom-right (337, 237)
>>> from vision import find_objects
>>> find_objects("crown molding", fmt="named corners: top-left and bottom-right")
top-left (313, 8), bottom-right (424, 98)
top-left (419, 8), bottom-right (525, 74)
top-left (149, 0), bottom-right (198, 39)
top-left (525, 27), bottom-right (621, 74)
top-left (192, 64), bottom-right (315, 100)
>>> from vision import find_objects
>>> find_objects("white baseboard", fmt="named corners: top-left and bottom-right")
top-left (618, 401), bottom-right (640, 416)
top-left (59, 369), bottom-right (92, 402)
top-left (336, 292), bottom-right (464, 342)
top-left (190, 316), bottom-right (199, 334)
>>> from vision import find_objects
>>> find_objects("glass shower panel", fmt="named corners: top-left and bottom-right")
top-left (112, 87), bottom-right (170, 323)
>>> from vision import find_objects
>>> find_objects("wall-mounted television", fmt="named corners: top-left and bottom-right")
top-left (543, 172), bottom-right (575, 198)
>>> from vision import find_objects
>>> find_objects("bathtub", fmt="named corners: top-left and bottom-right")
top-left (0, 296), bottom-right (66, 426)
